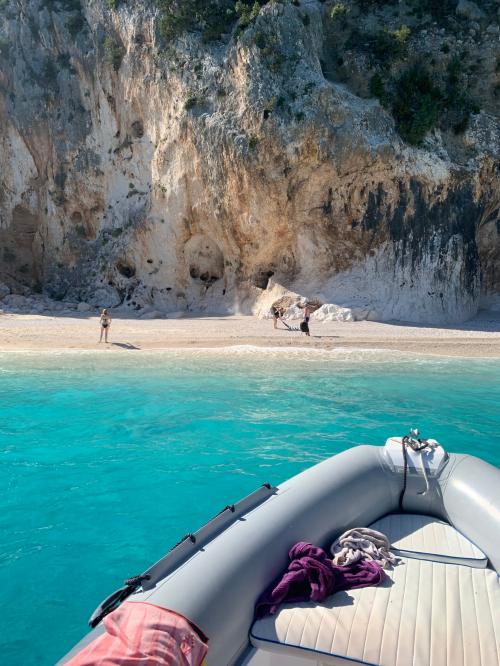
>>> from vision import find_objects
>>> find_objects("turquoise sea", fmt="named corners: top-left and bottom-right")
top-left (1, 349), bottom-right (499, 665)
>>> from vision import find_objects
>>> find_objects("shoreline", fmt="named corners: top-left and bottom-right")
top-left (0, 312), bottom-right (499, 358)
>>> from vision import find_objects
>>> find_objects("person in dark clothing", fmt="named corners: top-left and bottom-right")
top-left (299, 303), bottom-right (311, 336)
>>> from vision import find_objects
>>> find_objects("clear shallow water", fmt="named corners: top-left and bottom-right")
top-left (0, 349), bottom-right (499, 665)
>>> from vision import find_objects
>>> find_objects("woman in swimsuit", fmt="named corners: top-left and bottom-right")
top-left (99, 308), bottom-right (112, 343)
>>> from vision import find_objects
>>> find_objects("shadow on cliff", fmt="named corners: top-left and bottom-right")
top-left (0, 307), bottom-right (262, 321)
top-left (0, 305), bottom-right (226, 320)
top-left (379, 310), bottom-right (500, 333)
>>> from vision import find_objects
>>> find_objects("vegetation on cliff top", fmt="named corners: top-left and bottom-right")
top-left (322, 0), bottom-right (491, 144)
top-left (156, 0), bottom-right (273, 42)
top-left (1, 0), bottom-right (494, 147)
top-left (149, 0), bottom-right (487, 145)
top-left (367, 58), bottom-right (481, 144)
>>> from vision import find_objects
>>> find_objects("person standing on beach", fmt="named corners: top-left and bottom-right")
top-left (99, 309), bottom-right (112, 343)
top-left (300, 302), bottom-right (311, 337)
top-left (272, 306), bottom-right (282, 329)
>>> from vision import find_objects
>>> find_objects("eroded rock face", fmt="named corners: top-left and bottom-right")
top-left (0, 205), bottom-right (42, 290)
top-left (0, 1), bottom-right (498, 323)
top-left (185, 234), bottom-right (224, 286)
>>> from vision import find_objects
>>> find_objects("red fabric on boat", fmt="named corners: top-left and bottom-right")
top-left (65, 602), bottom-right (208, 666)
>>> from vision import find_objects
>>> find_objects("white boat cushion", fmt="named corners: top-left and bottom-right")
top-left (250, 558), bottom-right (500, 666)
top-left (368, 513), bottom-right (487, 568)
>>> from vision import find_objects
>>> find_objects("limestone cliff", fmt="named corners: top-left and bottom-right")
top-left (0, 0), bottom-right (499, 323)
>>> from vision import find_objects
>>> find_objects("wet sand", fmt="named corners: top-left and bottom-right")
top-left (0, 311), bottom-right (499, 357)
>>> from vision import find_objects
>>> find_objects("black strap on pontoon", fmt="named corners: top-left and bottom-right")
top-left (88, 572), bottom-right (151, 628)
top-left (170, 533), bottom-right (196, 549)
top-left (398, 439), bottom-right (409, 511)
top-left (216, 504), bottom-right (235, 516)
top-left (124, 573), bottom-right (151, 587)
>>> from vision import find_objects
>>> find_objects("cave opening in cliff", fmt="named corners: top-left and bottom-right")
top-left (116, 261), bottom-right (136, 279)
top-left (253, 270), bottom-right (275, 290)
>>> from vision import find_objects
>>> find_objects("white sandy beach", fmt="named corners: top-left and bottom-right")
top-left (0, 311), bottom-right (499, 357)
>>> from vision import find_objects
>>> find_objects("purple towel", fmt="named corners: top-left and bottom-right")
top-left (254, 541), bottom-right (385, 618)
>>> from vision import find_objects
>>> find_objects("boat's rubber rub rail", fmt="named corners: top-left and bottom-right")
top-left (88, 482), bottom-right (277, 628)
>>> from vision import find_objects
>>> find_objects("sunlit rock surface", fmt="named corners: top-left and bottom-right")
top-left (0, 0), bottom-right (498, 324)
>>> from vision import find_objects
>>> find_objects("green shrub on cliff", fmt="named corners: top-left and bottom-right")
top-left (157, 0), bottom-right (234, 41)
top-left (103, 36), bottom-right (124, 71)
top-left (157, 0), bottom-right (195, 40)
top-left (184, 93), bottom-right (198, 109)
top-left (156, 0), bottom-right (272, 43)
top-left (392, 65), bottom-right (443, 145)
top-left (247, 134), bottom-right (258, 149)
top-left (67, 14), bottom-right (85, 36)
top-left (41, 58), bottom-right (59, 87)
top-left (329, 3), bottom-right (349, 22)
top-left (370, 59), bottom-right (480, 144)
top-left (443, 56), bottom-right (480, 134)
top-left (235, 0), bottom-right (262, 29)
top-left (253, 30), bottom-right (266, 48)
top-left (411, 0), bottom-right (456, 21)
top-left (41, 0), bottom-right (82, 10)
top-left (0, 37), bottom-right (9, 56)
top-left (44, 0), bottom-right (83, 10)
top-left (370, 26), bottom-right (410, 65)
top-left (369, 73), bottom-right (389, 107)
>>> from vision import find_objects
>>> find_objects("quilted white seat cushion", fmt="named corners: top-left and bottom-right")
top-left (250, 558), bottom-right (500, 666)
top-left (368, 513), bottom-right (487, 567)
